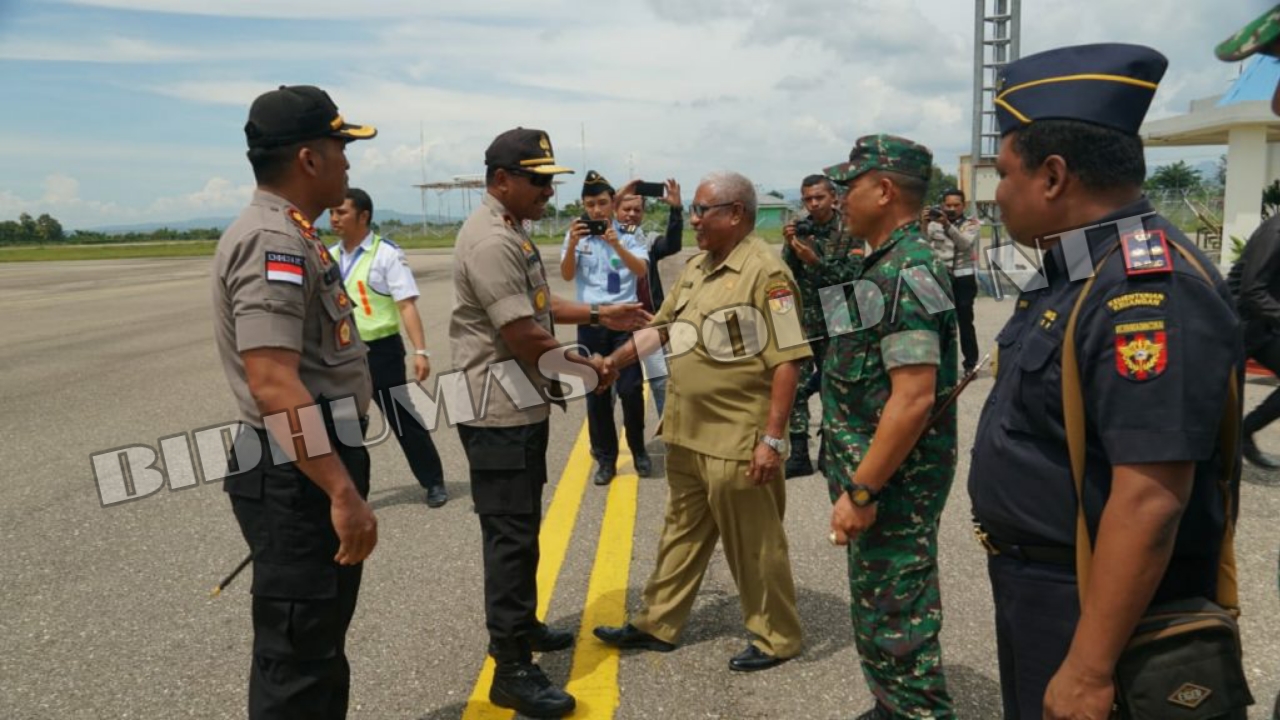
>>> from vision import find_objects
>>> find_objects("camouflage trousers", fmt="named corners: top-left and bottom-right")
top-left (788, 339), bottom-right (827, 437)
top-left (826, 448), bottom-right (956, 719)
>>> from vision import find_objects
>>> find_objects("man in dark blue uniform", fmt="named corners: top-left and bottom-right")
top-left (967, 44), bottom-right (1245, 719)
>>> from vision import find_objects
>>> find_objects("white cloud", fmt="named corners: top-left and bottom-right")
top-left (7, 1), bottom-right (1269, 225)
top-left (0, 35), bottom-right (203, 63)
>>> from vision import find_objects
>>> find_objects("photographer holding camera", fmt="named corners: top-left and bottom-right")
top-left (925, 189), bottom-right (981, 374)
top-left (561, 171), bottom-right (652, 486)
top-left (781, 174), bottom-right (860, 478)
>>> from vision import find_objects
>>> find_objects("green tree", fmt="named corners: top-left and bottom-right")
top-left (18, 212), bottom-right (37, 242)
top-left (1146, 160), bottom-right (1203, 193)
top-left (926, 165), bottom-right (960, 206)
top-left (35, 213), bottom-right (63, 243)
top-left (0, 220), bottom-right (22, 245)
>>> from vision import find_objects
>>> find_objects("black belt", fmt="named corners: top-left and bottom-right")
top-left (973, 525), bottom-right (1075, 567)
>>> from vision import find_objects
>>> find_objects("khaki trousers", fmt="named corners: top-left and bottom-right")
top-left (631, 443), bottom-right (803, 658)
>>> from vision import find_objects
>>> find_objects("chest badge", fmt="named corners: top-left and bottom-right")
top-left (1121, 229), bottom-right (1173, 276)
top-left (1039, 309), bottom-right (1058, 330)
top-left (336, 318), bottom-right (353, 348)
top-left (534, 288), bottom-right (548, 312)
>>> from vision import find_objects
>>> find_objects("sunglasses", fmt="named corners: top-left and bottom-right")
top-left (507, 168), bottom-right (554, 188)
top-left (690, 201), bottom-right (737, 218)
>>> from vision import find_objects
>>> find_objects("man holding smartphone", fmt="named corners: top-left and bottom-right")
top-left (781, 174), bottom-right (860, 478)
top-left (560, 171), bottom-right (652, 486)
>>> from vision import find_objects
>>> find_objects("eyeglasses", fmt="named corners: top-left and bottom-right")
top-left (690, 201), bottom-right (737, 218)
top-left (507, 168), bottom-right (554, 188)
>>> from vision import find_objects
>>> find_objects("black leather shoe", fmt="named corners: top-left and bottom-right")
top-left (593, 623), bottom-right (675, 652)
top-left (489, 662), bottom-right (576, 718)
top-left (1244, 434), bottom-right (1280, 469)
top-left (728, 644), bottom-right (790, 672)
top-left (425, 485), bottom-right (448, 508)
top-left (634, 453), bottom-right (653, 478)
top-left (593, 464), bottom-right (616, 486)
top-left (529, 624), bottom-right (574, 653)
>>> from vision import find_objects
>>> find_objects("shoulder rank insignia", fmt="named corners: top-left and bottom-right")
top-left (1120, 229), bottom-right (1172, 276)
top-left (765, 278), bottom-right (795, 315)
top-left (1114, 320), bottom-right (1167, 381)
top-left (287, 207), bottom-right (319, 241)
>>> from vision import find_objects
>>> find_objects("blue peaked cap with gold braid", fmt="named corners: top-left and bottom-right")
top-left (995, 43), bottom-right (1168, 137)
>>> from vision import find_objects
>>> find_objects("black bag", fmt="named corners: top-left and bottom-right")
top-left (1061, 239), bottom-right (1253, 720)
top-left (1113, 598), bottom-right (1251, 719)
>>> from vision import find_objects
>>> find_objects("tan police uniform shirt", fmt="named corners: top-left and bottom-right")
top-left (212, 189), bottom-right (372, 428)
top-left (651, 234), bottom-right (811, 461)
top-left (450, 193), bottom-right (556, 428)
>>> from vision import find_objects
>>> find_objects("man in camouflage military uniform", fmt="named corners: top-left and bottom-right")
top-left (821, 135), bottom-right (958, 720)
top-left (781, 174), bottom-right (862, 478)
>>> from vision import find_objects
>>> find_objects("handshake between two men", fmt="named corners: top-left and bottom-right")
top-left (561, 302), bottom-right (657, 394)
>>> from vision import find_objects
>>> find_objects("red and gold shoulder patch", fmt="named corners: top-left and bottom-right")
top-left (336, 317), bottom-right (353, 348)
top-left (287, 207), bottom-right (319, 241)
top-left (1114, 319), bottom-right (1167, 381)
top-left (1121, 229), bottom-right (1172, 276)
top-left (766, 278), bottom-right (795, 315)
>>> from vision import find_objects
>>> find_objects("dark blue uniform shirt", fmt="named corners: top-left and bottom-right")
top-left (968, 198), bottom-right (1243, 604)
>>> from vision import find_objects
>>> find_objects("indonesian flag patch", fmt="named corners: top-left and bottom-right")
top-left (265, 251), bottom-right (305, 286)
top-left (1114, 320), bottom-right (1167, 381)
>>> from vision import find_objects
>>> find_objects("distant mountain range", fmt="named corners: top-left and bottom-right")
top-left (86, 209), bottom-right (462, 235)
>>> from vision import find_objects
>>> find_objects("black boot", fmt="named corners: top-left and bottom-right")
top-left (1244, 432), bottom-right (1280, 469)
top-left (784, 433), bottom-right (812, 478)
top-left (488, 640), bottom-right (576, 718)
top-left (816, 430), bottom-right (826, 476)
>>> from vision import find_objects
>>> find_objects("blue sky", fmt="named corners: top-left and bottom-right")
top-left (0, 0), bottom-right (1262, 229)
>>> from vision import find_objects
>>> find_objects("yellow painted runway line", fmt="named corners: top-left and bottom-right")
top-left (461, 420), bottom-right (595, 720)
top-left (563, 467), bottom-right (639, 718)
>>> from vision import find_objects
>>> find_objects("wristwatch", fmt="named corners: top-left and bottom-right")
top-left (412, 349), bottom-right (431, 358)
top-left (590, 302), bottom-right (601, 326)
top-left (846, 482), bottom-right (880, 507)
top-left (759, 434), bottom-right (787, 455)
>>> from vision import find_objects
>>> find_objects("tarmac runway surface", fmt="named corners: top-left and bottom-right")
top-left (1, 249), bottom-right (1277, 719)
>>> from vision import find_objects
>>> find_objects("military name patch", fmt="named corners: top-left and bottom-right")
top-left (1115, 325), bottom-right (1167, 381)
top-left (265, 252), bottom-right (305, 285)
top-left (1121, 229), bottom-right (1172, 276)
top-left (1107, 291), bottom-right (1166, 313)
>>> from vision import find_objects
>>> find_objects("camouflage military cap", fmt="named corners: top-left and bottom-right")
top-left (1217, 5), bottom-right (1280, 61)
top-left (825, 134), bottom-right (932, 186)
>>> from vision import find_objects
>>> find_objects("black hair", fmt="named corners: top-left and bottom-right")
top-left (941, 188), bottom-right (965, 202)
top-left (345, 187), bottom-right (373, 224)
top-left (247, 141), bottom-right (307, 186)
top-left (801, 174), bottom-right (836, 193)
top-left (1010, 119), bottom-right (1146, 191)
top-left (877, 171), bottom-right (927, 209)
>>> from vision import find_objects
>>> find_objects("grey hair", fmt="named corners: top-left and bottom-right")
top-left (700, 171), bottom-right (757, 225)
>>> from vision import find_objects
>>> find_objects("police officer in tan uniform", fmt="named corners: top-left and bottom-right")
top-left (593, 171), bottom-right (811, 673)
top-left (450, 127), bottom-right (649, 718)
top-left (212, 85), bottom-right (378, 720)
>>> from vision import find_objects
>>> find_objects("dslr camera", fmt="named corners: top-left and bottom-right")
top-left (793, 218), bottom-right (816, 237)
top-left (925, 206), bottom-right (945, 222)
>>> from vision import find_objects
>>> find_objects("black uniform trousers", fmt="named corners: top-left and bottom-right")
top-left (225, 423), bottom-right (370, 720)
top-left (951, 273), bottom-right (979, 371)
top-left (577, 325), bottom-right (644, 467)
top-left (1245, 333), bottom-right (1280, 435)
top-left (457, 420), bottom-right (549, 664)
top-left (988, 555), bottom-right (1245, 720)
top-left (366, 333), bottom-right (444, 490)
